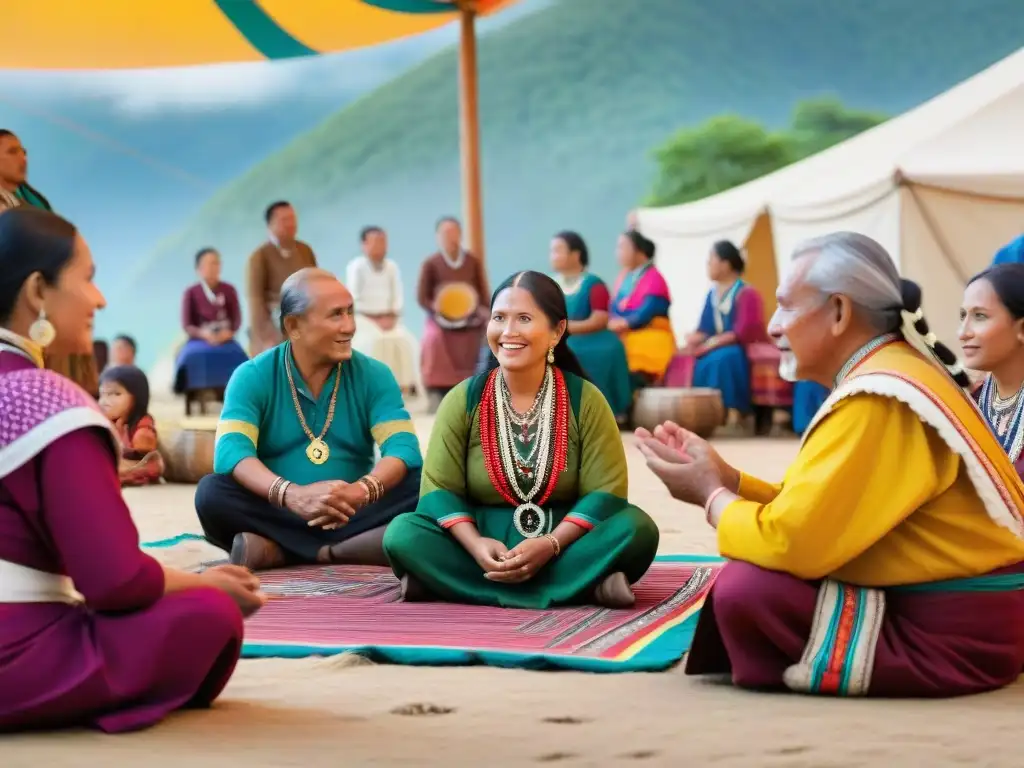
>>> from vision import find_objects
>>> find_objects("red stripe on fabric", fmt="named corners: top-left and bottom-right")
top-left (818, 585), bottom-right (858, 695)
top-left (563, 515), bottom-right (595, 531)
top-left (862, 368), bottom-right (1020, 523)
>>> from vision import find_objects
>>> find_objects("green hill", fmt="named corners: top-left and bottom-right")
top-left (118, 0), bottom-right (1024, 368)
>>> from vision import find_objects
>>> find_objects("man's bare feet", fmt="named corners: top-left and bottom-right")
top-left (594, 572), bottom-right (635, 608)
top-left (316, 528), bottom-right (389, 566)
top-left (229, 533), bottom-right (286, 571)
top-left (400, 574), bottom-right (430, 602)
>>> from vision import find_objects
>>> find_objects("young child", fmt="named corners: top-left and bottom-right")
top-left (98, 365), bottom-right (165, 486)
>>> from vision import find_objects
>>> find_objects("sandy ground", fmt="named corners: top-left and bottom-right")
top-left (6, 411), bottom-right (1024, 767)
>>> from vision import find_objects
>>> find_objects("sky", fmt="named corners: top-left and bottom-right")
top-left (0, 0), bottom-right (549, 118)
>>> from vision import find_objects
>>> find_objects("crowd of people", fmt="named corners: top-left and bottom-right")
top-left (4, 124), bottom-right (1024, 733)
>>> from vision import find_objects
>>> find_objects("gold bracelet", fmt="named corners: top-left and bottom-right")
top-left (544, 534), bottom-right (561, 557)
top-left (267, 477), bottom-right (284, 506)
top-left (277, 480), bottom-right (292, 508)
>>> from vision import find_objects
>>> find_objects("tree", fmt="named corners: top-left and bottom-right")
top-left (644, 98), bottom-right (888, 207)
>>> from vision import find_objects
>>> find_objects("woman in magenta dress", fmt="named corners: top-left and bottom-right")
top-left (173, 247), bottom-right (249, 396)
top-left (0, 208), bottom-right (266, 733)
top-left (960, 263), bottom-right (1024, 479)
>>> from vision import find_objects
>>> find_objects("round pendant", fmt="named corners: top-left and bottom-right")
top-left (306, 439), bottom-right (330, 465)
top-left (513, 503), bottom-right (547, 538)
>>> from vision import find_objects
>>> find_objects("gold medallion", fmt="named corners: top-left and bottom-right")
top-left (284, 344), bottom-right (342, 466)
top-left (306, 439), bottom-right (330, 465)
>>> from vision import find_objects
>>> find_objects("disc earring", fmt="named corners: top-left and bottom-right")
top-left (28, 309), bottom-right (56, 348)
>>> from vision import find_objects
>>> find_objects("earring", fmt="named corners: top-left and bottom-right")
top-left (547, 346), bottom-right (555, 364)
top-left (28, 308), bottom-right (56, 348)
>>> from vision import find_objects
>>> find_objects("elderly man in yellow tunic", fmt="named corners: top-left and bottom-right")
top-left (638, 231), bottom-right (1024, 698)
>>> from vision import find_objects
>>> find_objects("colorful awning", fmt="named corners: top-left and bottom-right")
top-left (2, 0), bottom-right (517, 70)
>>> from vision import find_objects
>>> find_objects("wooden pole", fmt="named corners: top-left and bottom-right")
top-left (457, 0), bottom-right (487, 283)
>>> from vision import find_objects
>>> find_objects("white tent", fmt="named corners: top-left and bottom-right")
top-left (637, 47), bottom-right (1024, 348)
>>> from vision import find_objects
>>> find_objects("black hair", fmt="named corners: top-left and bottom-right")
top-left (900, 279), bottom-right (970, 388)
top-left (436, 215), bottom-right (460, 231)
top-left (554, 230), bottom-right (589, 268)
top-left (712, 239), bottom-right (745, 275)
top-left (0, 208), bottom-right (78, 324)
top-left (0, 129), bottom-right (14, 140)
top-left (99, 364), bottom-right (150, 431)
top-left (360, 225), bottom-right (384, 242)
top-left (967, 263), bottom-right (1024, 320)
top-left (194, 247), bottom-right (218, 269)
top-left (477, 271), bottom-right (590, 381)
top-left (113, 334), bottom-right (137, 353)
top-left (623, 229), bottom-right (655, 261)
top-left (264, 201), bottom-right (291, 224)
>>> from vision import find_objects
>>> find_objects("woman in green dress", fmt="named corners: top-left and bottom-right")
top-left (383, 270), bottom-right (660, 609)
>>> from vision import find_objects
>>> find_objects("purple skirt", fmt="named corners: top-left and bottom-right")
top-left (173, 339), bottom-right (249, 392)
top-left (687, 560), bottom-right (1024, 697)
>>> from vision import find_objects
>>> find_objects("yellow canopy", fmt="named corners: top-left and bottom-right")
top-left (2, 0), bottom-right (517, 70)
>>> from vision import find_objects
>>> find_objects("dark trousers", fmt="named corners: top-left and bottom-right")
top-left (194, 469), bottom-right (421, 563)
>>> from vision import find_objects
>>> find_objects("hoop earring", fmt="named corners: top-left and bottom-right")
top-left (547, 346), bottom-right (555, 364)
top-left (28, 308), bottom-right (56, 348)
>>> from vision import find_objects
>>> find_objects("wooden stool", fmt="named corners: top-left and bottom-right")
top-left (158, 416), bottom-right (218, 484)
top-left (631, 387), bottom-right (725, 439)
top-left (184, 387), bottom-right (225, 416)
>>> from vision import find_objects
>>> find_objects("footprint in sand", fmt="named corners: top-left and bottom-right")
top-left (542, 716), bottom-right (590, 725)
top-left (618, 750), bottom-right (659, 760)
top-left (535, 752), bottom-right (578, 762)
top-left (390, 703), bottom-right (455, 716)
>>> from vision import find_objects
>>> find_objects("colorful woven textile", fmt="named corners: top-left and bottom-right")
top-left (142, 535), bottom-right (721, 672)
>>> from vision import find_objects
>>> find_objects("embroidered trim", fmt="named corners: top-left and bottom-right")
top-left (803, 371), bottom-right (1024, 536)
top-left (0, 407), bottom-right (118, 480)
top-left (782, 580), bottom-right (885, 696)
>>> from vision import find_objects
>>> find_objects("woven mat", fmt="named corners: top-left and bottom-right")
top-left (143, 534), bottom-right (722, 672)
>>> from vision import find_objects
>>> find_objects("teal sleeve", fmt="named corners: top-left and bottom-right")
top-left (367, 362), bottom-right (423, 470)
top-left (213, 362), bottom-right (266, 475)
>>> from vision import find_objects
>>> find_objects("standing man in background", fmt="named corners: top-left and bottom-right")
top-left (345, 226), bottom-right (420, 394)
top-left (246, 201), bottom-right (317, 356)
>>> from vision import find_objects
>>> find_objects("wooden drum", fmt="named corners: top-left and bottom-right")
top-left (158, 416), bottom-right (218, 484)
top-left (631, 387), bottom-right (725, 439)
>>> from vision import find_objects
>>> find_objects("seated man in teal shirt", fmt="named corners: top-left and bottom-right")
top-left (195, 267), bottom-right (422, 570)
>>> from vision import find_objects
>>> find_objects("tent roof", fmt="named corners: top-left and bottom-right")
top-left (639, 46), bottom-right (1024, 236)
top-left (2, 0), bottom-right (517, 70)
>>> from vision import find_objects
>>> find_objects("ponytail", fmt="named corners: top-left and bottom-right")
top-left (899, 279), bottom-right (970, 388)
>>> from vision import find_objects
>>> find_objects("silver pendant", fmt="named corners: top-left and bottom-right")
top-left (513, 503), bottom-right (547, 538)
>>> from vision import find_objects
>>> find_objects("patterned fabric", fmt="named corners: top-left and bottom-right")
top-left (748, 342), bottom-right (794, 407)
top-left (224, 556), bottom-right (720, 670)
top-left (782, 580), bottom-right (885, 696)
top-left (0, 367), bottom-right (118, 478)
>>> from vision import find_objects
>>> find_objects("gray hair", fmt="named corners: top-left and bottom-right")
top-left (792, 232), bottom-right (904, 333)
top-left (278, 267), bottom-right (332, 333)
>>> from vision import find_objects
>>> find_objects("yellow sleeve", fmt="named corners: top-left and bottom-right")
top-left (738, 472), bottom-right (781, 504)
top-left (717, 394), bottom-right (960, 579)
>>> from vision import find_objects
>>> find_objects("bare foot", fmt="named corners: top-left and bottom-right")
top-left (594, 572), bottom-right (635, 608)
top-left (400, 574), bottom-right (431, 602)
top-left (229, 533), bottom-right (286, 571)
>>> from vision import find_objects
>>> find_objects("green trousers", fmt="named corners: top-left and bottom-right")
top-left (383, 504), bottom-right (660, 609)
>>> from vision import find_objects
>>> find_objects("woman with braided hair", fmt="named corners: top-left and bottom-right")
top-left (637, 231), bottom-right (1024, 698)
